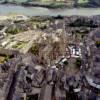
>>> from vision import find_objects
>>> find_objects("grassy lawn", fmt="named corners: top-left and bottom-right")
top-left (7, 0), bottom-right (27, 3)
top-left (75, 32), bottom-right (85, 42)
top-left (78, 0), bottom-right (89, 4)
top-left (12, 42), bottom-right (26, 49)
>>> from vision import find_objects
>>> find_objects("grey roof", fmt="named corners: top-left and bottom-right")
top-left (95, 32), bottom-right (100, 38)
top-left (22, 54), bottom-right (37, 66)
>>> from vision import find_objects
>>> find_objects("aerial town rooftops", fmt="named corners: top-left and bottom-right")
top-left (86, 29), bottom-right (100, 89)
top-left (86, 76), bottom-right (100, 89)
top-left (0, 55), bottom-right (19, 100)
top-left (68, 44), bottom-right (82, 58)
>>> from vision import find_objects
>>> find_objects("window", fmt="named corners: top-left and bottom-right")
top-left (95, 57), bottom-right (100, 62)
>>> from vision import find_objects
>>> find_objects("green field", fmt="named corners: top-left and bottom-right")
top-left (78, 0), bottom-right (89, 4)
top-left (0, 0), bottom-right (27, 3)
top-left (0, 0), bottom-right (90, 4)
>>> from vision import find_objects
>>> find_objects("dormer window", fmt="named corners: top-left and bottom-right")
top-left (95, 57), bottom-right (100, 62)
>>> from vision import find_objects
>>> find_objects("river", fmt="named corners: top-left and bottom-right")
top-left (0, 4), bottom-right (100, 16)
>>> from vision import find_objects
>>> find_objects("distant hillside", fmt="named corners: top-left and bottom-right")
top-left (89, 0), bottom-right (100, 6)
top-left (0, 0), bottom-right (100, 8)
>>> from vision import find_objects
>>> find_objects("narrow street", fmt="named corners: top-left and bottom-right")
top-left (7, 72), bottom-right (17, 100)
top-left (38, 84), bottom-right (53, 100)
top-left (6, 66), bottom-right (21, 100)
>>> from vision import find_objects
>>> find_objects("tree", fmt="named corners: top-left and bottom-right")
top-left (5, 27), bottom-right (20, 34)
top-left (95, 41), bottom-right (100, 48)
top-left (63, 60), bottom-right (68, 65)
top-left (75, 58), bottom-right (82, 68)
top-left (30, 45), bottom-right (39, 55)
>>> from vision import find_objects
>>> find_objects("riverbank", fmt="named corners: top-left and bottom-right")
top-left (21, 2), bottom-right (67, 9)
top-left (0, 15), bottom-right (9, 20)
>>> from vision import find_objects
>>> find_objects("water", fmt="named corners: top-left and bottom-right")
top-left (0, 4), bottom-right (100, 16)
